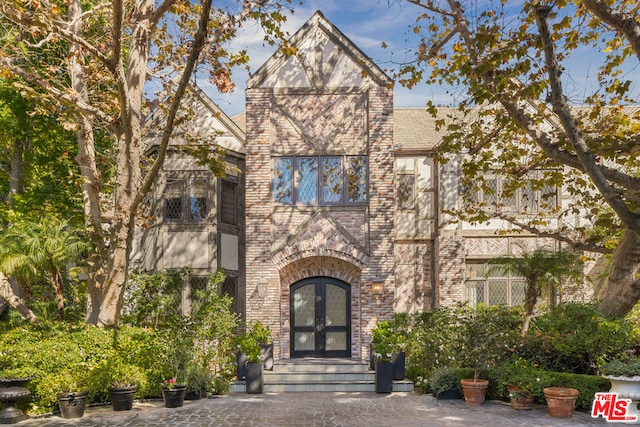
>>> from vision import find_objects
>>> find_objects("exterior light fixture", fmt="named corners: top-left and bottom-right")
top-left (371, 279), bottom-right (384, 294)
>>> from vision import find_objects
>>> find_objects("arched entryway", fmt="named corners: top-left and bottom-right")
top-left (290, 277), bottom-right (351, 358)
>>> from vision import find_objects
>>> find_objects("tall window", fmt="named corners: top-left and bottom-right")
top-left (272, 155), bottom-right (368, 205)
top-left (464, 260), bottom-right (526, 307)
top-left (220, 180), bottom-right (237, 225)
top-left (165, 177), bottom-right (208, 222)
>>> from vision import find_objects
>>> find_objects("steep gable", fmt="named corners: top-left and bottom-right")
top-left (248, 10), bottom-right (392, 89)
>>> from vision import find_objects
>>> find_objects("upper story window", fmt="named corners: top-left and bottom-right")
top-left (467, 172), bottom-right (558, 214)
top-left (220, 179), bottom-right (237, 225)
top-left (165, 177), bottom-right (208, 222)
top-left (272, 156), bottom-right (368, 206)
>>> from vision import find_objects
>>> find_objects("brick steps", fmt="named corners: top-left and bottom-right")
top-left (230, 358), bottom-right (414, 393)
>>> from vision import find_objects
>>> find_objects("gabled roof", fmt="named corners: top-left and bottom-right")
top-left (247, 10), bottom-right (392, 89)
top-left (144, 84), bottom-right (245, 154)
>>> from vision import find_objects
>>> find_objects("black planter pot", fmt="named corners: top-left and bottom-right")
top-left (58, 391), bottom-right (88, 419)
top-left (435, 387), bottom-right (462, 400)
top-left (260, 343), bottom-right (274, 371)
top-left (375, 361), bottom-right (393, 393)
top-left (162, 384), bottom-right (187, 408)
top-left (245, 362), bottom-right (263, 394)
top-left (185, 387), bottom-right (206, 401)
top-left (236, 351), bottom-right (248, 380)
top-left (392, 352), bottom-right (406, 380)
top-left (369, 342), bottom-right (375, 370)
top-left (0, 377), bottom-right (33, 424)
top-left (109, 386), bottom-right (137, 411)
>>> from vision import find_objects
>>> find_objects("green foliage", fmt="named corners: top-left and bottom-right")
top-left (372, 314), bottom-right (410, 362)
top-left (600, 357), bottom-right (640, 377)
top-left (453, 304), bottom-right (523, 380)
top-left (430, 366), bottom-right (456, 395)
top-left (521, 303), bottom-right (637, 374)
top-left (493, 357), bottom-right (547, 400)
top-left (0, 217), bottom-right (89, 319)
top-left (236, 320), bottom-right (271, 364)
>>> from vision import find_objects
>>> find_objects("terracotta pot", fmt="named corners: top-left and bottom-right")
top-left (544, 387), bottom-right (579, 418)
top-left (460, 379), bottom-right (489, 405)
top-left (506, 386), bottom-right (534, 410)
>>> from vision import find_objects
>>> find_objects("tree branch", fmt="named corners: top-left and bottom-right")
top-left (0, 57), bottom-right (112, 123)
top-left (535, 5), bottom-right (640, 235)
top-left (135, 0), bottom-right (215, 210)
top-left (582, 0), bottom-right (640, 62)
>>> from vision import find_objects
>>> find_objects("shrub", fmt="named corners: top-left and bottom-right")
top-left (521, 303), bottom-right (637, 374)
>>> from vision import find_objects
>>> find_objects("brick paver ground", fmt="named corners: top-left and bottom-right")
top-left (16, 392), bottom-right (611, 427)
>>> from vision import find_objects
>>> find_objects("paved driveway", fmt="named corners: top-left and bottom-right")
top-left (19, 392), bottom-right (609, 426)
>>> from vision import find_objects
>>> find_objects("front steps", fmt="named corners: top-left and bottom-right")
top-left (230, 358), bottom-right (414, 393)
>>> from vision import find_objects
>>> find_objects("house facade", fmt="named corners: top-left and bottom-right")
top-left (133, 11), bottom-right (598, 362)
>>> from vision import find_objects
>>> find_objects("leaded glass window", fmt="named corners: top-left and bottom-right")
top-left (464, 260), bottom-right (527, 308)
top-left (165, 177), bottom-right (208, 222)
top-left (347, 156), bottom-right (367, 203)
top-left (296, 157), bottom-right (318, 204)
top-left (272, 158), bottom-right (293, 204)
top-left (272, 156), bottom-right (368, 206)
top-left (322, 157), bottom-right (343, 204)
top-left (397, 175), bottom-right (415, 209)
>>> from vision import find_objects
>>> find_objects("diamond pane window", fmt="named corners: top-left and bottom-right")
top-left (165, 180), bottom-right (183, 220)
top-left (488, 280), bottom-right (508, 305)
top-left (272, 156), bottom-right (367, 206)
top-left (272, 158), bottom-right (293, 203)
top-left (397, 174), bottom-right (415, 209)
top-left (322, 157), bottom-right (343, 203)
top-left (220, 180), bottom-right (237, 225)
top-left (296, 157), bottom-right (318, 203)
top-left (465, 260), bottom-right (530, 308)
top-left (484, 177), bottom-right (498, 206)
top-left (347, 156), bottom-right (367, 203)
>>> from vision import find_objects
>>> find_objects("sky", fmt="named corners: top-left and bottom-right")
top-left (196, 0), bottom-right (639, 118)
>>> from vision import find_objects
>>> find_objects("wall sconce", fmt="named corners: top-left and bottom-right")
top-left (257, 281), bottom-right (268, 297)
top-left (371, 279), bottom-right (383, 294)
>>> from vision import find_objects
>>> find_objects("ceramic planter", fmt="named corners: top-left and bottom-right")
top-left (506, 386), bottom-right (534, 410)
top-left (544, 387), bottom-right (579, 418)
top-left (236, 351), bottom-right (248, 381)
top-left (0, 377), bottom-right (33, 424)
top-left (460, 379), bottom-right (489, 405)
top-left (604, 375), bottom-right (640, 400)
top-left (375, 361), bottom-right (393, 393)
top-left (58, 391), bottom-right (88, 419)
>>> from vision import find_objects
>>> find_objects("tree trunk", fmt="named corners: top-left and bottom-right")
top-left (598, 229), bottom-right (640, 319)
top-left (50, 267), bottom-right (65, 320)
top-left (67, 0), bottom-right (107, 325)
top-left (8, 138), bottom-right (25, 205)
top-left (0, 272), bottom-right (37, 323)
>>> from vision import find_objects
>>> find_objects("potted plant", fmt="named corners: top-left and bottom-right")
top-left (430, 367), bottom-right (461, 400)
top-left (184, 363), bottom-right (213, 400)
top-left (162, 377), bottom-right (188, 408)
top-left (372, 316), bottom-right (408, 381)
top-left (456, 307), bottom-right (507, 405)
top-left (600, 354), bottom-right (640, 401)
top-left (236, 321), bottom-right (273, 381)
top-left (495, 358), bottom-right (542, 410)
top-left (54, 369), bottom-right (89, 419)
top-left (372, 339), bottom-right (394, 393)
top-left (102, 356), bottom-right (145, 412)
top-left (237, 329), bottom-right (263, 394)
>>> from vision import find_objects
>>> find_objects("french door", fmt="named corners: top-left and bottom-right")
top-left (290, 277), bottom-right (351, 357)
